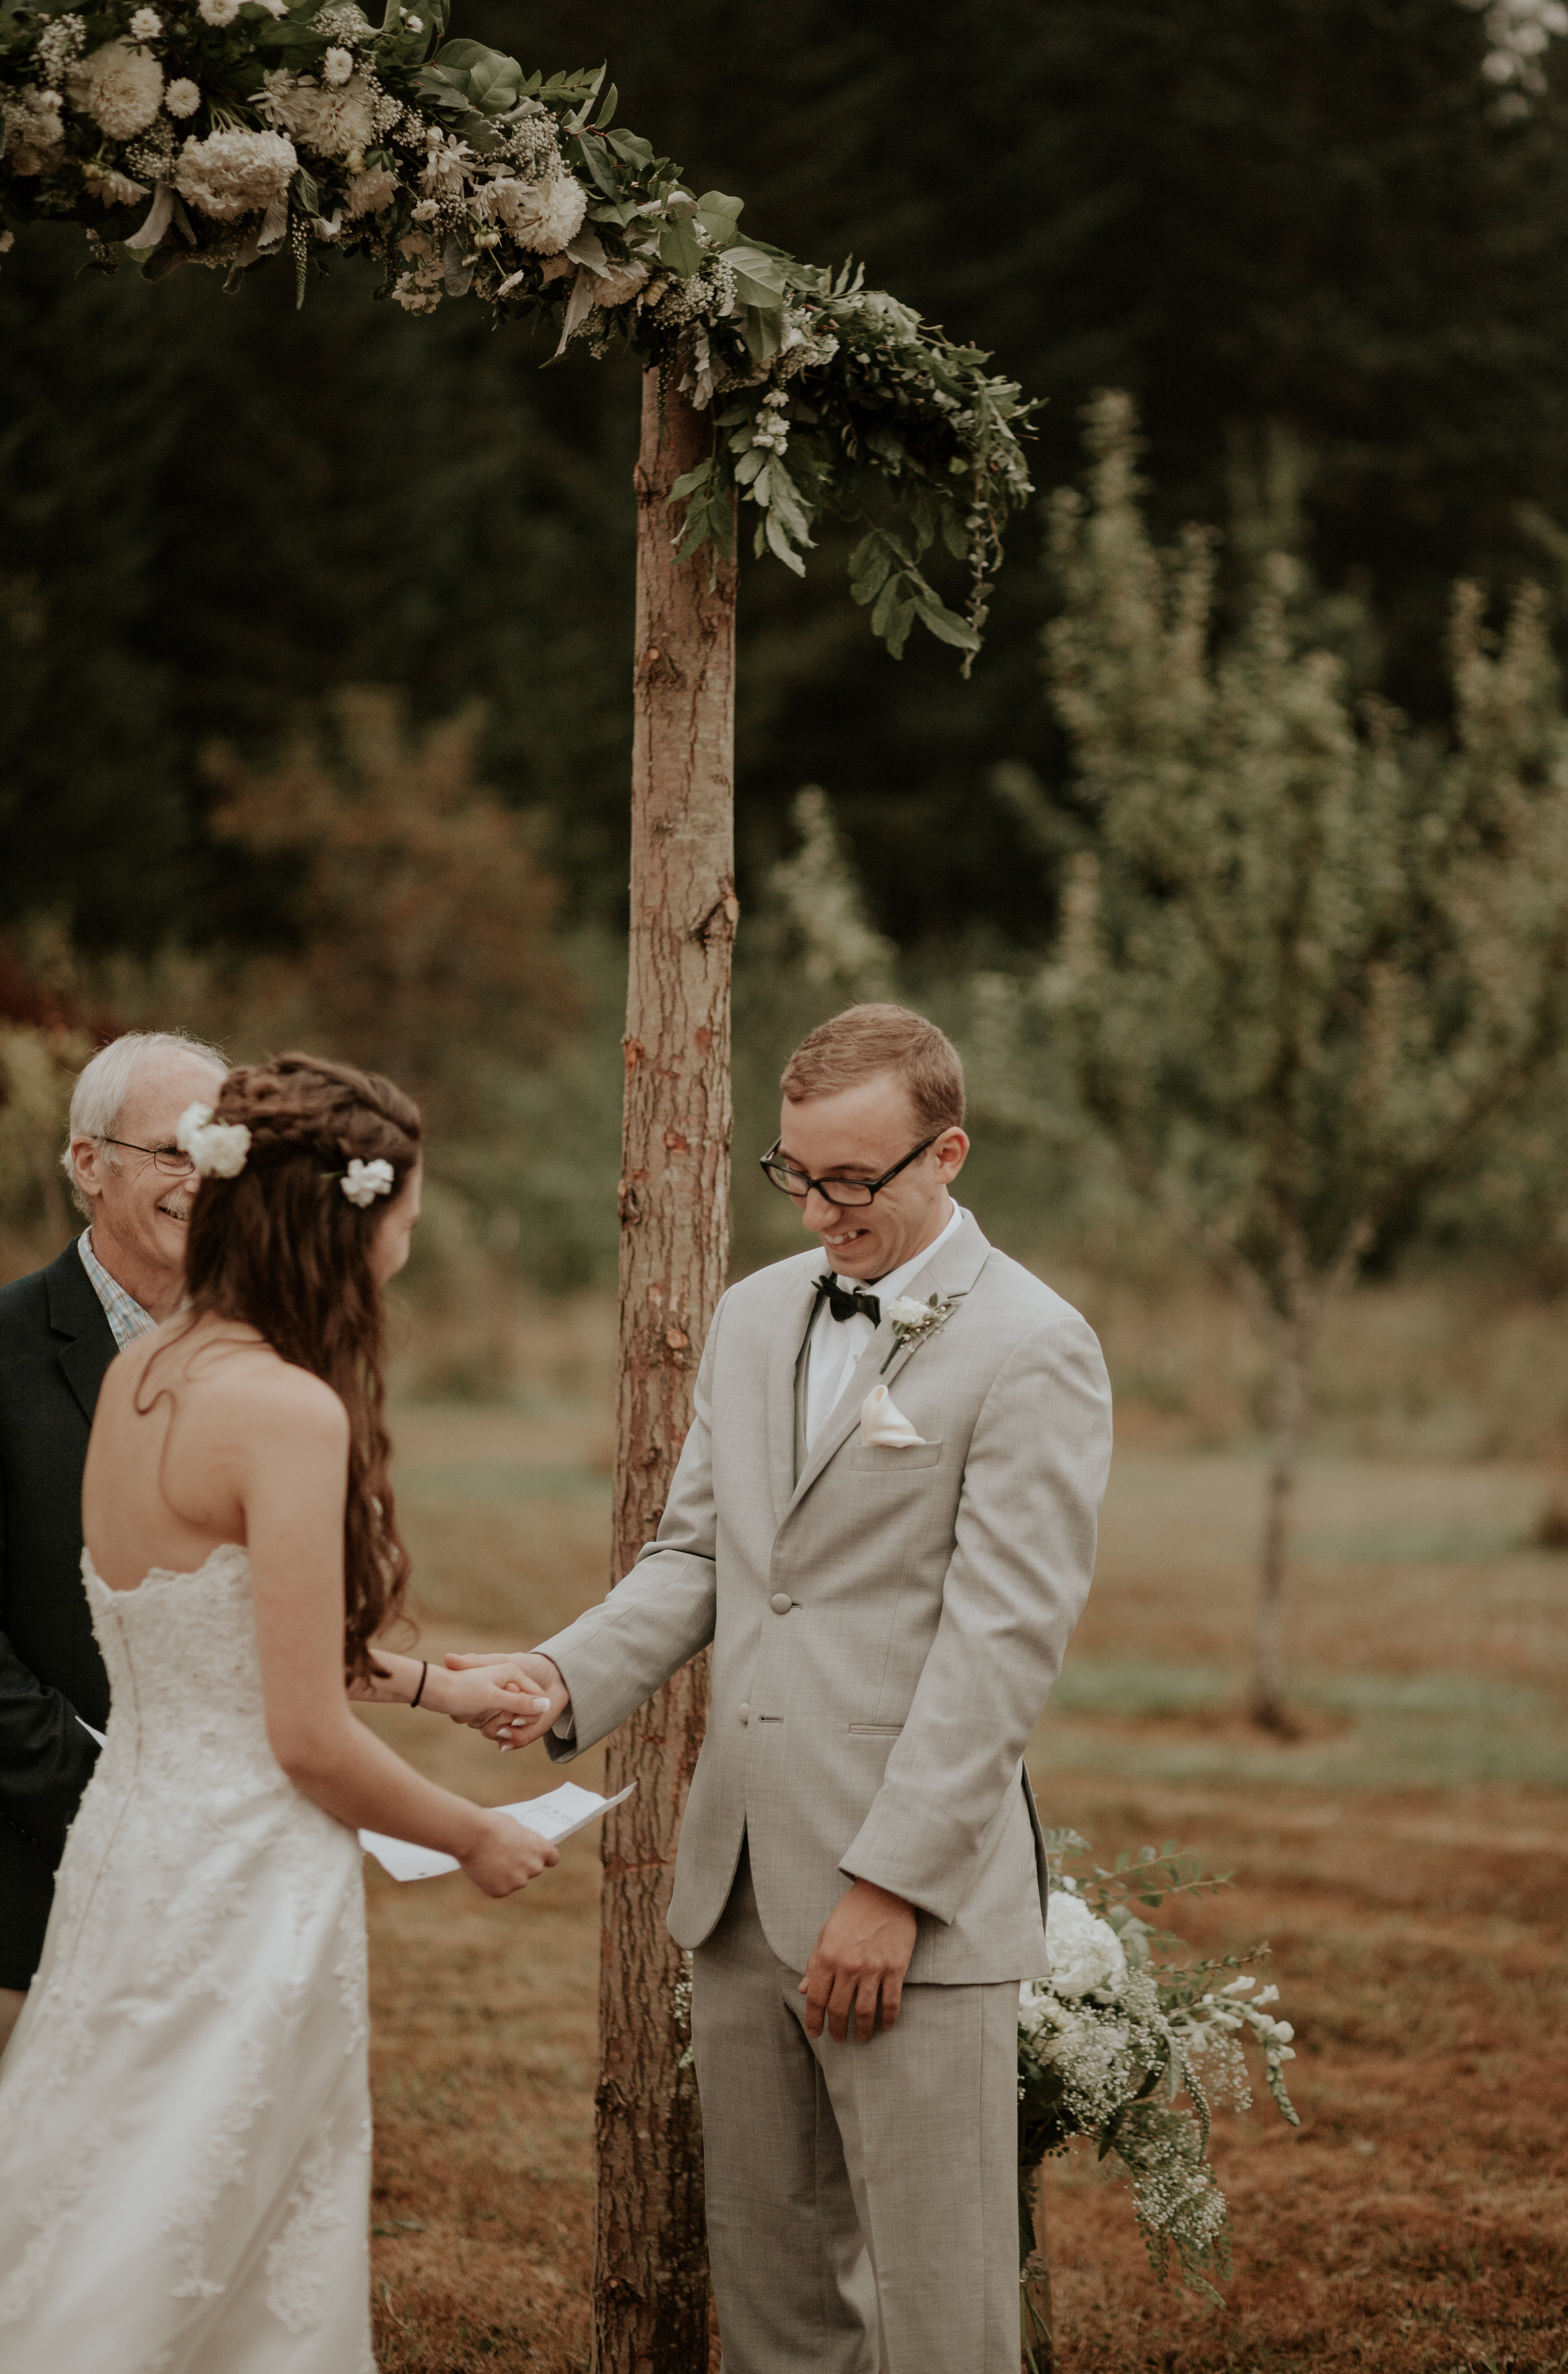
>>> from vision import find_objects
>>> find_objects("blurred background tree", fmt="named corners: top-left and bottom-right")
top-left (991, 393), bottom-right (1568, 1727)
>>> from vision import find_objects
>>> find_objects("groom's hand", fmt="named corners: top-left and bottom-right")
top-left (444, 1651), bottom-right (569, 1751)
top-left (800, 1879), bottom-right (918, 2043)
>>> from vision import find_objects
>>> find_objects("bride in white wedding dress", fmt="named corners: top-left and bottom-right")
top-left (0, 1054), bottom-right (558, 2372)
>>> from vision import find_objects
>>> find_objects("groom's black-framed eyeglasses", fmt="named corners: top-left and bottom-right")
top-left (758, 1133), bottom-right (940, 1210)
top-left (98, 1135), bottom-right (197, 1179)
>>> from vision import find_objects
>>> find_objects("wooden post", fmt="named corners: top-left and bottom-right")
top-left (591, 365), bottom-right (738, 2374)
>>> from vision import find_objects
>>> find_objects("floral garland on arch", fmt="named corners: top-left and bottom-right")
top-left (0, 0), bottom-right (1037, 665)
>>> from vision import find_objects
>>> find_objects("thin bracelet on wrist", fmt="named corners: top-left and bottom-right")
top-left (410, 1660), bottom-right (428, 1709)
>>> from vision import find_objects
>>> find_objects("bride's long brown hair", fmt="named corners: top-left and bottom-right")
top-left (180, 1052), bottom-right (421, 1683)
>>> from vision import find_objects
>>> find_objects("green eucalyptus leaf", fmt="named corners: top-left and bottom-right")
top-left (573, 131), bottom-right (620, 199)
top-left (738, 303), bottom-right (781, 364)
top-left (668, 458), bottom-right (713, 501)
top-left (657, 216), bottom-right (704, 278)
top-left (910, 588), bottom-right (980, 650)
top-left (764, 509), bottom-right (807, 575)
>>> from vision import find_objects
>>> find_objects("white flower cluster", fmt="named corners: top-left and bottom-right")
top-left (751, 387), bottom-right (791, 456)
top-left (1459, 0), bottom-right (1568, 106)
top-left (1, 86), bottom-right (65, 176)
top-left (174, 127), bottom-right (295, 220)
top-left (175, 1103), bottom-right (251, 1179)
top-left (1042, 1886), bottom-right (1131, 1998)
top-left (33, 14), bottom-right (87, 87)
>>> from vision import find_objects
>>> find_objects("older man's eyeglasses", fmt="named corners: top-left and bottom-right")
top-left (758, 1133), bottom-right (940, 1210)
top-left (97, 1136), bottom-right (198, 1180)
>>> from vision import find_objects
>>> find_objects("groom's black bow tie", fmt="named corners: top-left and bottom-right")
top-left (815, 1274), bottom-right (881, 1327)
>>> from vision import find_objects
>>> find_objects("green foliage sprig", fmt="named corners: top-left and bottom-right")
top-left (1018, 1827), bottom-right (1298, 2356)
top-left (0, 0), bottom-right (1036, 660)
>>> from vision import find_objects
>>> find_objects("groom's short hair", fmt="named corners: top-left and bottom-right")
top-left (781, 1003), bottom-right (965, 1133)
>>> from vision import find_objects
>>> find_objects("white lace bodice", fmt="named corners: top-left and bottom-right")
top-left (84, 1542), bottom-right (288, 1801)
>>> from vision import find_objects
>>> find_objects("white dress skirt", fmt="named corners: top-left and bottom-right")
top-left (0, 1544), bottom-right (375, 2372)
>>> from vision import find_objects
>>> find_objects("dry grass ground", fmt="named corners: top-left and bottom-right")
top-left (358, 1392), bottom-right (1568, 2373)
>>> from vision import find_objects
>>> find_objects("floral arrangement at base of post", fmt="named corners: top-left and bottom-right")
top-left (0, 0), bottom-right (1037, 668)
top-left (1018, 1831), bottom-right (1299, 2370)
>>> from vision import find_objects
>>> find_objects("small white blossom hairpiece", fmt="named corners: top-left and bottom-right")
top-left (341, 1157), bottom-right (396, 1209)
top-left (175, 1102), bottom-right (252, 1179)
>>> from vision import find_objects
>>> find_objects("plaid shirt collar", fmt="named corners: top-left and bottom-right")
top-left (77, 1231), bottom-right (157, 1353)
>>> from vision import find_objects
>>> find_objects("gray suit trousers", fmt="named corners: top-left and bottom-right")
top-left (692, 1848), bottom-right (1020, 2374)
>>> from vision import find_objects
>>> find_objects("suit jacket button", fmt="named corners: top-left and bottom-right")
top-left (770, 1592), bottom-right (793, 1614)
top-left (738, 1703), bottom-right (750, 1724)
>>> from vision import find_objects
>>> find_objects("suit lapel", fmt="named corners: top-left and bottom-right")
top-left (46, 1240), bottom-right (118, 1425)
top-left (763, 1261), bottom-right (826, 1529)
top-left (785, 1212), bottom-right (992, 1517)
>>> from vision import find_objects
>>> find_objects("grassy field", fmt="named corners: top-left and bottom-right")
top-left (357, 1390), bottom-right (1568, 2373)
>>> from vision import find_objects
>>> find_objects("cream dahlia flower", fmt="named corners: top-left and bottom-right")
top-left (164, 77), bottom-right (201, 117)
top-left (174, 127), bottom-right (297, 220)
top-left (482, 166), bottom-right (585, 253)
top-left (68, 38), bottom-right (164, 140)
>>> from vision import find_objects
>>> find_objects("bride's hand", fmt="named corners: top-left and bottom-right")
top-left (445, 1651), bottom-right (569, 1750)
top-left (460, 1811), bottom-right (559, 1899)
top-left (434, 1660), bottom-right (552, 1735)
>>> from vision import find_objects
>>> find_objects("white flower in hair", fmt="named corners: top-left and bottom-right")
top-left (341, 1157), bottom-right (396, 1208)
top-left (175, 1102), bottom-right (252, 1179)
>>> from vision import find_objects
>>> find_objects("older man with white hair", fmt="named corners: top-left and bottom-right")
top-left (0, 1029), bottom-right (227, 2055)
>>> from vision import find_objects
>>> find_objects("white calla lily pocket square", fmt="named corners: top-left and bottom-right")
top-left (858, 1383), bottom-right (929, 1448)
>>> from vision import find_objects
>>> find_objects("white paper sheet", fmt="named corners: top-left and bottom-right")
top-left (359, 1781), bottom-right (635, 1883)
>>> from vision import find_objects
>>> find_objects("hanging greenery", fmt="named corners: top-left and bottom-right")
top-left (0, 0), bottom-right (1037, 663)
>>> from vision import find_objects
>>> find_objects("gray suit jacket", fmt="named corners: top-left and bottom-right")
top-left (540, 1212), bottom-right (1112, 1982)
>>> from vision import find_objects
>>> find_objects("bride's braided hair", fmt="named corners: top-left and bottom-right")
top-left (182, 1052), bottom-right (421, 1683)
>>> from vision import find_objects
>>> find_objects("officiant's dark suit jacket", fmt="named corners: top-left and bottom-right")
top-left (0, 1243), bottom-right (111, 1990)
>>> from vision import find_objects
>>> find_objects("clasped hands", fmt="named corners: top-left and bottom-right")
top-left (437, 1651), bottom-right (916, 2042)
top-left (437, 1650), bottom-right (571, 1747)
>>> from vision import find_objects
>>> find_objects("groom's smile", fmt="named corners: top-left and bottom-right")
top-left (776, 1071), bottom-right (970, 1284)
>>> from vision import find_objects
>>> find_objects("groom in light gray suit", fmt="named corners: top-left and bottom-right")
top-left (481, 1004), bottom-right (1112, 2373)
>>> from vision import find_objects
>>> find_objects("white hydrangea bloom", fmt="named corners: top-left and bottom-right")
top-left (174, 128), bottom-right (297, 220)
top-left (1043, 1889), bottom-right (1129, 2001)
top-left (69, 39), bottom-right (164, 140)
top-left (485, 164), bottom-right (585, 253)
top-left (164, 77), bottom-right (201, 117)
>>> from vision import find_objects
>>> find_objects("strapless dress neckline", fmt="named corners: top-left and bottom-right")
top-left (83, 1540), bottom-right (250, 1599)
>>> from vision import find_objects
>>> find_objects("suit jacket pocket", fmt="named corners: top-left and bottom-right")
top-left (847, 1724), bottom-right (904, 1736)
top-left (844, 1441), bottom-right (944, 1472)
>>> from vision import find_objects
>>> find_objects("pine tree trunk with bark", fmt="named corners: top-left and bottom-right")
top-left (590, 366), bottom-right (738, 2374)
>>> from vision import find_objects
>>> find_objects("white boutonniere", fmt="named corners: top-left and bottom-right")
top-left (879, 1290), bottom-right (965, 1376)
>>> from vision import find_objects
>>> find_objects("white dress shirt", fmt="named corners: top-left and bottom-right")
top-left (802, 1200), bottom-right (966, 1455)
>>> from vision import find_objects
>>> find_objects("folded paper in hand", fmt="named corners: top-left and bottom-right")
top-left (360, 1781), bottom-right (635, 1883)
top-left (858, 1383), bottom-right (928, 1448)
